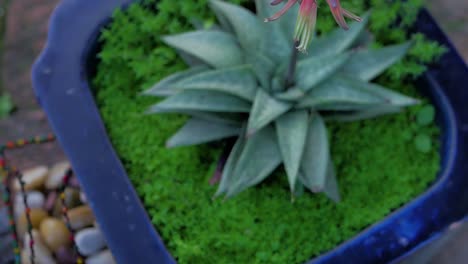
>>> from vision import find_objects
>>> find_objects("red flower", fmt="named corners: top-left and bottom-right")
top-left (264, 0), bottom-right (361, 52)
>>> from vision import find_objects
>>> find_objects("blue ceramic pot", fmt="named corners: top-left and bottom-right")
top-left (32, 1), bottom-right (468, 263)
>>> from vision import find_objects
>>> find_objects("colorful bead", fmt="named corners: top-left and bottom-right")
top-left (0, 134), bottom-right (64, 263)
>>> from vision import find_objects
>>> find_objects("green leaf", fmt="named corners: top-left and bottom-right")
top-left (416, 105), bottom-right (435, 126)
top-left (341, 43), bottom-right (412, 81)
top-left (297, 75), bottom-right (418, 110)
top-left (143, 66), bottom-right (209, 97)
top-left (210, 1), bottom-right (234, 33)
top-left (215, 127), bottom-right (247, 197)
top-left (182, 111), bottom-right (243, 125)
top-left (162, 30), bottom-right (243, 68)
top-left (414, 133), bottom-right (432, 153)
top-left (300, 113), bottom-right (330, 192)
top-left (210, 0), bottom-right (262, 51)
top-left (274, 87), bottom-right (306, 101)
top-left (225, 126), bottom-right (282, 198)
top-left (0, 94), bottom-right (14, 118)
top-left (275, 110), bottom-right (309, 192)
top-left (296, 52), bottom-right (350, 92)
top-left (166, 118), bottom-right (241, 148)
top-left (255, 0), bottom-right (291, 63)
top-left (323, 161), bottom-right (340, 202)
top-left (255, 0), bottom-right (299, 41)
top-left (245, 51), bottom-right (275, 91)
top-left (348, 76), bottom-right (420, 107)
top-left (296, 77), bottom-right (385, 110)
top-left (307, 13), bottom-right (369, 57)
top-left (324, 105), bottom-right (403, 122)
top-left (247, 89), bottom-right (292, 135)
top-left (168, 65), bottom-right (257, 101)
top-left (293, 178), bottom-right (305, 199)
top-left (147, 90), bottom-right (251, 114)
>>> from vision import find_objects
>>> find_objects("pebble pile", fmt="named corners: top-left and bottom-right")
top-left (12, 162), bottom-right (116, 264)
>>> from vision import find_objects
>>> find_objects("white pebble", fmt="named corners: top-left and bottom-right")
top-left (14, 191), bottom-right (45, 219)
top-left (86, 250), bottom-right (116, 264)
top-left (45, 161), bottom-right (70, 190)
top-left (75, 227), bottom-right (107, 256)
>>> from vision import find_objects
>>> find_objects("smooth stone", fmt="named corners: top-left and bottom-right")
top-left (52, 188), bottom-right (82, 217)
top-left (63, 187), bottom-right (82, 208)
top-left (17, 209), bottom-right (48, 240)
top-left (39, 217), bottom-right (71, 252)
top-left (79, 191), bottom-right (87, 204)
top-left (45, 161), bottom-right (70, 190)
top-left (13, 166), bottom-right (48, 191)
top-left (44, 191), bottom-right (57, 212)
top-left (68, 205), bottom-right (94, 230)
top-left (86, 250), bottom-right (116, 264)
top-left (14, 191), bottom-right (45, 218)
top-left (22, 229), bottom-right (56, 264)
top-left (75, 227), bottom-right (106, 256)
top-left (56, 246), bottom-right (78, 264)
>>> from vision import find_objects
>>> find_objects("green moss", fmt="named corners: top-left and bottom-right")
top-left (93, 1), bottom-right (441, 263)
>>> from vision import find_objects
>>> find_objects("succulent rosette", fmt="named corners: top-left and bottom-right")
top-left (143, 0), bottom-right (416, 201)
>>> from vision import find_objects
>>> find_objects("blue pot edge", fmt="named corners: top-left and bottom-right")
top-left (30, 1), bottom-right (468, 263)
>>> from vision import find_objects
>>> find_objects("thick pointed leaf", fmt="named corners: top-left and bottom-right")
top-left (163, 30), bottom-right (243, 68)
top-left (274, 87), bottom-right (306, 101)
top-left (345, 76), bottom-right (419, 107)
top-left (166, 118), bottom-right (241, 148)
top-left (210, 0), bottom-right (262, 50)
top-left (324, 105), bottom-right (403, 122)
top-left (323, 161), bottom-right (340, 202)
top-left (255, 0), bottom-right (299, 41)
top-left (143, 66), bottom-right (209, 97)
top-left (225, 126), bottom-right (282, 198)
top-left (215, 127), bottom-right (246, 197)
top-left (255, 0), bottom-right (291, 62)
top-left (177, 50), bottom-right (208, 67)
top-left (247, 89), bottom-right (292, 135)
top-left (210, 2), bottom-right (234, 33)
top-left (169, 66), bottom-right (257, 101)
top-left (147, 90), bottom-right (251, 114)
top-left (296, 77), bottom-right (385, 110)
top-left (245, 51), bottom-right (275, 90)
top-left (185, 111), bottom-right (243, 125)
top-left (295, 52), bottom-right (350, 91)
top-left (300, 113), bottom-right (329, 192)
top-left (275, 110), bottom-right (309, 192)
top-left (307, 13), bottom-right (369, 57)
top-left (261, 25), bottom-right (291, 63)
top-left (342, 43), bottom-right (411, 81)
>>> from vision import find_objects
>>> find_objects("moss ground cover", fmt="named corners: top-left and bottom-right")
top-left (93, 0), bottom-right (443, 263)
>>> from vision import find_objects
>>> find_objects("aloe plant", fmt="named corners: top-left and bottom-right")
top-left (143, 0), bottom-right (417, 201)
